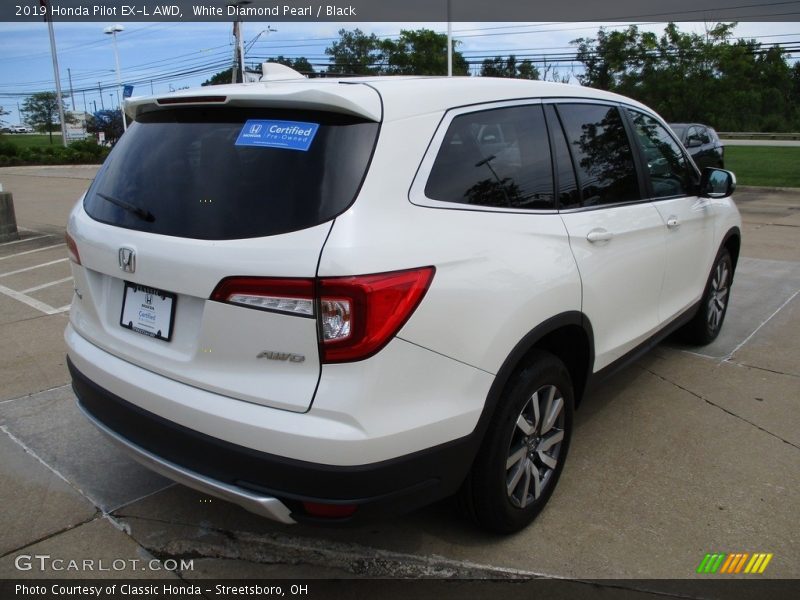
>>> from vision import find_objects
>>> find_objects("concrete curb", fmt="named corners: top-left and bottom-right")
top-left (735, 185), bottom-right (800, 194)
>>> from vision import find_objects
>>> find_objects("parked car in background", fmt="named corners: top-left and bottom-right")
top-left (669, 123), bottom-right (725, 169)
top-left (66, 76), bottom-right (741, 534)
top-left (0, 126), bottom-right (12, 134)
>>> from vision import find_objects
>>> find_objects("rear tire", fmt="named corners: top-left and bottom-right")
top-left (460, 351), bottom-right (574, 534)
top-left (681, 248), bottom-right (733, 345)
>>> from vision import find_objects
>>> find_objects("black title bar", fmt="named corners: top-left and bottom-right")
top-left (4, 0), bottom-right (799, 22)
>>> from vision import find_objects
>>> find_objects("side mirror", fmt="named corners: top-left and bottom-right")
top-left (687, 137), bottom-right (702, 148)
top-left (700, 167), bottom-right (736, 199)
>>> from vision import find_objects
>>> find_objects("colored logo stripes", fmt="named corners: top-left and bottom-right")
top-left (697, 552), bottom-right (773, 574)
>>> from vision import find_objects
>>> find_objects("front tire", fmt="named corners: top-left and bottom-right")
top-left (461, 351), bottom-right (574, 534)
top-left (681, 248), bottom-right (733, 345)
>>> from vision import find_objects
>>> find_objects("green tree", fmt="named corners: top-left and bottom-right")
top-left (325, 28), bottom-right (470, 77)
top-left (381, 29), bottom-right (468, 75)
top-left (572, 22), bottom-right (799, 131)
top-left (480, 55), bottom-right (540, 80)
top-left (22, 92), bottom-right (73, 144)
top-left (325, 28), bottom-right (384, 75)
top-left (266, 56), bottom-right (316, 77)
top-left (202, 68), bottom-right (233, 86)
top-left (0, 105), bottom-right (9, 126)
top-left (792, 62), bottom-right (800, 108)
top-left (86, 110), bottom-right (123, 145)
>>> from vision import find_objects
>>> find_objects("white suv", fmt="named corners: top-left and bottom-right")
top-left (65, 77), bottom-right (741, 533)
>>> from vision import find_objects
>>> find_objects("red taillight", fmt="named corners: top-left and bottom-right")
top-left (65, 232), bottom-right (81, 265)
top-left (301, 502), bottom-right (358, 519)
top-left (319, 267), bottom-right (435, 363)
top-left (210, 267), bottom-right (435, 364)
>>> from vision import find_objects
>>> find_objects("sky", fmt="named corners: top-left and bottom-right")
top-left (1, 20), bottom-right (798, 125)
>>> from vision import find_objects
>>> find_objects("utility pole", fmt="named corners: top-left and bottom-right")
top-left (98, 83), bottom-right (104, 109)
top-left (238, 23), bottom-right (246, 81)
top-left (67, 67), bottom-right (75, 111)
top-left (41, 0), bottom-right (67, 147)
top-left (232, 20), bottom-right (243, 83)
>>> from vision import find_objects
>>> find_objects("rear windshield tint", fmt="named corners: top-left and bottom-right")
top-left (84, 108), bottom-right (379, 240)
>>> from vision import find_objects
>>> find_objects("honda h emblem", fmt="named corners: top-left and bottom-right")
top-left (118, 248), bottom-right (136, 273)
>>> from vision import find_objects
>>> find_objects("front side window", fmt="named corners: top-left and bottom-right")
top-left (425, 105), bottom-right (554, 210)
top-left (628, 110), bottom-right (693, 199)
top-left (555, 104), bottom-right (640, 207)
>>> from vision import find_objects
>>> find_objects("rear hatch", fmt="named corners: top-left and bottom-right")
top-left (68, 100), bottom-right (379, 413)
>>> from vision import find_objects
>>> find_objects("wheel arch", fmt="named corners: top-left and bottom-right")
top-left (470, 312), bottom-right (594, 449)
top-left (720, 226), bottom-right (741, 279)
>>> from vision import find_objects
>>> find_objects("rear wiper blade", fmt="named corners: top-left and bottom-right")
top-left (96, 192), bottom-right (155, 223)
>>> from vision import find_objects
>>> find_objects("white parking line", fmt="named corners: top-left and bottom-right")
top-left (0, 282), bottom-right (64, 314)
top-left (0, 258), bottom-right (69, 278)
top-left (21, 276), bottom-right (74, 294)
top-left (0, 243), bottom-right (66, 261)
top-left (0, 234), bottom-right (51, 247)
top-left (723, 289), bottom-right (800, 362)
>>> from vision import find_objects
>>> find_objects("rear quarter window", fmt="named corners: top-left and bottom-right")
top-left (424, 105), bottom-right (555, 210)
top-left (84, 108), bottom-right (379, 240)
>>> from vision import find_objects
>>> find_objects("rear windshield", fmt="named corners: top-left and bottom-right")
top-left (84, 107), bottom-right (379, 240)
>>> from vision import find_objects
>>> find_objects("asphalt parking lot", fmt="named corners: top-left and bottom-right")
top-left (0, 166), bottom-right (798, 589)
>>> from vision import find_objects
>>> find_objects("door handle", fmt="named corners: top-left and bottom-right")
top-left (666, 216), bottom-right (680, 229)
top-left (586, 229), bottom-right (614, 243)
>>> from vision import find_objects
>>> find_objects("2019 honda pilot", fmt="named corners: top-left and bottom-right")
top-left (66, 76), bottom-right (740, 533)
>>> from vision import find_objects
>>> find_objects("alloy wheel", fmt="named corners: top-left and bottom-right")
top-left (707, 259), bottom-right (730, 332)
top-left (505, 385), bottom-right (565, 509)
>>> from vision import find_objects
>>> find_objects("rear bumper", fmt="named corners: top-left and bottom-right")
top-left (77, 397), bottom-right (296, 524)
top-left (69, 358), bottom-right (480, 523)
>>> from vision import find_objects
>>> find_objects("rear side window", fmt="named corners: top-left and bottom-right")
top-left (670, 124), bottom-right (687, 141)
top-left (84, 108), bottom-right (379, 240)
top-left (628, 110), bottom-right (693, 199)
top-left (425, 105), bottom-right (554, 210)
top-left (555, 104), bottom-right (640, 207)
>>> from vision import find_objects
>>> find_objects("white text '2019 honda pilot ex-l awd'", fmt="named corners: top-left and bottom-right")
top-left (65, 75), bottom-right (741, 533)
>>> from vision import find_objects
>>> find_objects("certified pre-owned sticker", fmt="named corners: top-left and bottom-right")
top-left (235, 120), bottom-right (320, 151)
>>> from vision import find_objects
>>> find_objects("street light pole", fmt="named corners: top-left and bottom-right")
top-left (104, 24), bottom-right (127, 132)
top-left (447, 0), bottom-right (452, 77)
top-left (42, 1), bottom-right (67, 147)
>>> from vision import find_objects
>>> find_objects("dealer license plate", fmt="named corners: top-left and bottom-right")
top-left (119, 282), bottom-right (176, 342)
